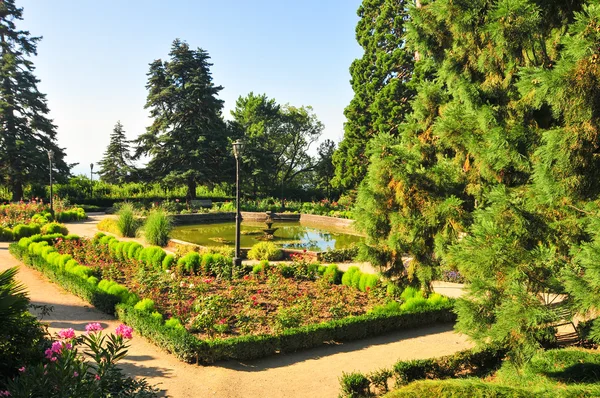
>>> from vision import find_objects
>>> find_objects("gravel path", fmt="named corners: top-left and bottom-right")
top-left (0, 216), bottom-right (472, 397)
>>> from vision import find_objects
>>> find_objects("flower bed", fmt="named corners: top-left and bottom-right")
top-left (10, 234), bottom-right (455, 364)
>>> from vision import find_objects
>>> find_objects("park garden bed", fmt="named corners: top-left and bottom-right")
top-left (0, 201), bottom-right (86, 241)
top-left (10, 233), bottom-right (455, 364)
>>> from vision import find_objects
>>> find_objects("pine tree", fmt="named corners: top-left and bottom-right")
top-left (98, 121), bottom-right (133, 185)
top-left (332, 0), bottom-right (414, 191)
top-left (135, 39), bottom-right (230, 199)
top-left (0, 0), bottom-right (70, 200)
top-left (354, 0), bottom-right (585, 362)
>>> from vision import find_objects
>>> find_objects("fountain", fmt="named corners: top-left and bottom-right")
top-left (262, 211), bottom-right (279, 239)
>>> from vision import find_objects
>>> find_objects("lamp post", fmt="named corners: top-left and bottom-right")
top-left (90, 163), bottom-right (94, 198)
top-left (47, 150), bottom-right (54, 216)
top-left (232, 139), bottom-right (244, 267)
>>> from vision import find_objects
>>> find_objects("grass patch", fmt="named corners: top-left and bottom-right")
top-left (143, 209), bottom-right (172, 246)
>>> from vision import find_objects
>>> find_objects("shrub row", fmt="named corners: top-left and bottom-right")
top-left (339, 345), bottom-right (507, 397)
top-left (0, 222), bottom-right (69, 242)
top-left (342, 266), bottom-right (380, 292)
top-left (55, 207), bottom-right (87, 222)
top-left (318, 245), bottom-right (360, 263)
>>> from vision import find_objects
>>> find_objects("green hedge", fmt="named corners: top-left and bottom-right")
top-left (11, 236), bottom-right (456, 365)
top-left (338, 345), bottom-right (507, 397)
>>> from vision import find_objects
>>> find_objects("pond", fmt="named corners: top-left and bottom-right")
top-left (171, 221), bottom-right (363, 252)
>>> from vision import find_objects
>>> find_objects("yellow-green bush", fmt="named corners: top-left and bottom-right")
top-left (247, 241), bottom-right (282, 261)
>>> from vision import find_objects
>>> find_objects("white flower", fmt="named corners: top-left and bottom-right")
top-left (189, 283), bottom-right (195, 289)
top-left (170, 273), bottom-right (176, 280)
top-left (180, 281), bottom-right (186, 288)
top-left (165, 269), bottom-right (171, 274)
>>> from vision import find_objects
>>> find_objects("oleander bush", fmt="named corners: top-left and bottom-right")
top-left (318, 245), bottom-right (360, 263)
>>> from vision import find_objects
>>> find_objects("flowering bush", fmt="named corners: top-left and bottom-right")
top-left (2, 324), bottom-right (158, 397)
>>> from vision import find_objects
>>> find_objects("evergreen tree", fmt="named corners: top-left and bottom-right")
top-left (135, 39), bottom-right (230, 199)
top-left (98, 121), bottom-right (134, 185)
top-left (0, 0), bottom-right (70, 200)
top-left (355, 0), bottom-right (586, 362)
top-left (332, 0), bottom-right (414, 190)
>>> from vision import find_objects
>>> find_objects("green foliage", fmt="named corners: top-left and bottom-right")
top-left (0, 0), bottom-right (70, 201)
top-left (341, 266), bottom-right (360, 287)
top-left (230, 92), bottom-right (324, 197)
top-left (322, 264), bottom-right (342, 284)
top-left (40, 222), bottom-right (68, 235)
top-left (117, 203), bottom-right (139, 237)
top-left (333, 0), bottom-right (414, 191)
top-left (178, 252), bottom-right (201, 274)
top-left (318, 245), bottom-right (359, 263)
top-left (98, 121), bottom-right (135, 185)
top-left (135, 39), bottom-right (231, 199)
top-left (339, 372), bottom-right (371, 398)
top-left (247, 241), bottom-right (282, 261)
top-left (137, 246), bottom-right (166, 270)
top-left (134, 298), bottom-right (156, 313)
top-left (162, 254), bottom-right (175, 270)
top-left (143, 209), bottom-right (172, 246)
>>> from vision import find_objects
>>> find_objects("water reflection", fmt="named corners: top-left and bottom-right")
top-left (171, 221), bottom-right (362, 252)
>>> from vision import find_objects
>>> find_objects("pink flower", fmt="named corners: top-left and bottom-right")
top-left (57, 328), bottom-right (75, 339)
top-left (95, 374), bottom-right (101, 381)
top-left (50, 357), bottom-right (57, 362)
top-left (73, 371), bottom-right (79, 377)
top-left (203, 278), bottom-right (212, 283)
top-left (115, 324), bottom-right (133, 339)
top-left (51, 341), bottom-right (64, 354)
top-left (85, 323), bottom-right (103, 333)
top-left (251, 295), bottom-right (257, 301)
top-left (0, 390), bottom-right (10, 396)
top-left (45, 348), bottom-right (53, 359)
top-left (18, 367), bottom-right (25, 373)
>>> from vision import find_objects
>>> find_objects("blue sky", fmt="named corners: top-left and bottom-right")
top-left (18, 0), bottom-right (362, 176)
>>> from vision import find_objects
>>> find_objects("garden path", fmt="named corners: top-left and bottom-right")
top-left (0, 215), bottom-right (472, 397)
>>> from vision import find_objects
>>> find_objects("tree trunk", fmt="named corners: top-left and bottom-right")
top-left (187, 179), bottom-right (197, 200)
top-left (11, 180), bottom-right (23, 202)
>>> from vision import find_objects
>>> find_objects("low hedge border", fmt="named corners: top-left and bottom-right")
top-left (339, 345), bottom-right (507, 397)
top-left (11, 237), bottom-right (457, 364)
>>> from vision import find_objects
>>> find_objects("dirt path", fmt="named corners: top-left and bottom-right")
top-left (0, 216), bottom-right (472, 397)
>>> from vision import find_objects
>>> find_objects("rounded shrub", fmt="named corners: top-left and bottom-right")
top-left (341, 266), bottom-right (360, 287)
top-left (201, 253), bottom-right (214, 274)
top-left (323, 264), bottom-right (342, 284)
top-left (351, 270), bottom-right (363, 289)
top-left (365, 274), bottom-right (379, 291)
top-left (150, 311), bottom-right (163, 323)
top-left (0, 227), bottom-right (13, 241)
top-left (64, 259), bottom-right (79, 272)
top-left (127, 242), bottom-right (143, 260)
top-left (57, 254), bottom-right (73, 269)
top-left (107, 283), bottom-right (130, 303)
top-left (247, 241), bottom-right (282, 261)
top-left (87, 276), bottom-right (99, 286)
top-left (358, 273), bottom-right (370, 292)
top-left (12, 225), bottom-right (32, 240)
top-left (165, 317), bottom-right (184, 330)
top-left (181, 252), bottom-right (201, 274)
top-left (40, 222), bottom-right (68, 235)
top-left (162, 254), bottom-right (176, 270)
top-left (401, 286), bottom-right (423, 301)
top-left (143, 209), bottom-right (172, 246)
top-left (134, 298), bottom-right (156, 312)
top-left (72, 265), bottom-right (93, 279)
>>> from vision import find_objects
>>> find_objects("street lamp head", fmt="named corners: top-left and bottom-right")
top-left (232, 139), bottom-right (245, 159)
top-left (90, 163), bottom-right (94, 171)
top-left (47, 149), bottom-right (54, 161)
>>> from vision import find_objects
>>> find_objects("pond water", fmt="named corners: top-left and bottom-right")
top-left (171, 221), bottom-right (363, 252)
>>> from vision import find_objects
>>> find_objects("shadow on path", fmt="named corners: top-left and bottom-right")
top-left (219, 323), bottom-right (457, 372)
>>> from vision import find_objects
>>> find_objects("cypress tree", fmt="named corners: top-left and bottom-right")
top-left (0, 0), bottom-right (70, 200)
top-left (135, 39), bottom-right (230, 199)
top-left (98, 121), bottom-right (134, 185)
top-left (332, 0), bottom-right (414, 191)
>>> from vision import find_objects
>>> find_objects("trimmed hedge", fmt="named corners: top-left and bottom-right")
top-left (11, 235), bottom-right (457, 365)
top-left (338, 345), bottom-right (507, 397)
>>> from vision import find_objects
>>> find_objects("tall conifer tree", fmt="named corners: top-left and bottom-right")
top-left (332, 0), bottom-right (414, 190)
top-left (135, 39), bottom-right (230, 199)
top-left (98, 121), bottom-right (133, 185)
top-left (0, 0), bottom-right (69, 200)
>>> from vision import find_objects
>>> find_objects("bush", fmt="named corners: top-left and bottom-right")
top-left (339, 372), bottom-right (371, 398)
top-left (137, 246), bottom-right (166, 270)
top-left (0, 226), bottom-right (14, 241)
top-left (178, 252), bottom-right (201, 274)
top-left (162, 254), bottom-right (176, 270)
top-left (323, 264), bottom-right (342, 284)
top-left (97, 218), bottom-right (120, 235)
top-left (134, 298), bottom-right (156, 312)
top-left (318, 245), bottom-right (360, 263)
top-left (143, 209), bottom-right (172, 246)
top-left (40, 222), bottom-right (68, 235)
top-left (247, 241), bottom-right (283, 261)
top-left (116, 203), bottom-right (138, 237)
top-left (342, 266), bottom-right (360, 287)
